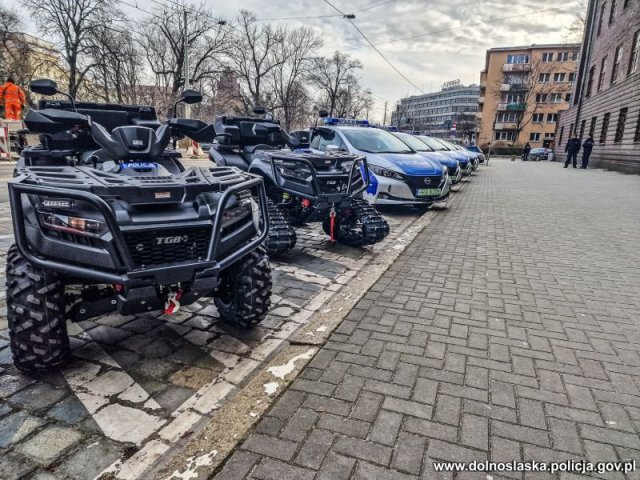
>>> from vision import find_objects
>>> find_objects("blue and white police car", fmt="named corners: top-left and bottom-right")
top-left (308, 118), bottom-right (451, 206)
top-left (416, 135), bottom-right (475, 176)
top-left (391, 132), bottom-right (462, 185)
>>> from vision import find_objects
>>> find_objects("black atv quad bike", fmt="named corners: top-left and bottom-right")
top-left (209, 113), bottom-right (389, 250)
top-left (6, 79), bottom-right (272, 373)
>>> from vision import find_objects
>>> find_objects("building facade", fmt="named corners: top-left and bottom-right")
top-left (390, 80), bottom-right (479, 140)
top-left (477, 44), bottom-right (580, 149)
top-left (554, 0), bottom-right (640, 173)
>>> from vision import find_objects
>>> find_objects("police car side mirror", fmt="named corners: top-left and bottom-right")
top-left (318, 110), bottom-right (329, 118)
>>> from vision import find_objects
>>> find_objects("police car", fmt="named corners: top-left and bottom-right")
top-left (439, 138), bottom-right (480, 170)
top-left (417, 135), bottom-right (475, 176)
top-left (391, 132), bottom-right (462, 185)
top-left (309, 118), bottom-right (450, 206)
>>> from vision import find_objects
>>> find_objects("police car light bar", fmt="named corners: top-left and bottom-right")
top-left (323, 117), bottom-right (370, 126)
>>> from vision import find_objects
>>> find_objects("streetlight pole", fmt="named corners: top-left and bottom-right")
top-left (183, 8), bottom-right (190, 119)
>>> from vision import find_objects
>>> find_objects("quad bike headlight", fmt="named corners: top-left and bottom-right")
top-left (370, 166), bottom-right (404, 181)
top-left (37, 211), bottom-right (107, 237)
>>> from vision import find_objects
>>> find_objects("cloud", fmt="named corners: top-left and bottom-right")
top-left (6, 0), bottom-right (583, 122)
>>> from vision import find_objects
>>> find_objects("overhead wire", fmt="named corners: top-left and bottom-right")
top-left (354, 0), bottom-right (396, 14)
top-left (322, 0), bottom-right (424, 93)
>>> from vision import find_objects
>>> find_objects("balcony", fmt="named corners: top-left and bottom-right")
top-left (497, 102), bottom-right (526, 111)
top-left (494, 122), bottom-right (517, 130)
top-left (503, 63), bottom-right (531, 72)
top-left (500, 83), bottom-right (528, 92)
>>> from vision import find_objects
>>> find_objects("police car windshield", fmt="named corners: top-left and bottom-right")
top-left (394, 132), bottom-right (433, 152)
top-left (417, 136), bottom-right (449, 151)
top-left (342, 129), bottom-right (413, 154)
top-left (440, 140), bottom-right (462, 150)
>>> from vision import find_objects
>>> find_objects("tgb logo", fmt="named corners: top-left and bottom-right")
top-left (155, 235), bottom-right (189, 245)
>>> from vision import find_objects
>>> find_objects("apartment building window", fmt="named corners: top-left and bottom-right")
top-left (586, 66), bottom-right (595, 97)
top-left (615, 108), bottom-right (628, 142)
top-left (559, 126), bottom-right (565, 145)
top-left (600, 113), bottom-right (610, 143)
top-left (536, 93), bottom-right (548, 103)
top-left (539, 73), bottom-right (550, 82)
top-left (597, 2), bottom-right (606, 36)
top-left (544, 133), bottom-right (555, 139)
top-left (569, 72), bottom-right (576, 81)
top-left (505, 94), bottom-right (523, 103)
top-left (635, 112), bottom-right (640, 142)
top-left (571, 51), bottom-right (579, 61)
top-left (609, 0), bottom-right (617, 24)
top-left (532, 113), bottom-right (544, 123)
top-left (629, 31), bottom-right (640, 75)
top-left (597, 55), bottom-right (608, 91)
top-left (579, 120), bottom-right (586, 139)
top-left (530, 133), bottom-right (541, 141)
top-left (547, 113), bottom-right (558, 123)
top-left (507, 54), bottom-right (529, 64)
top-left (557, 52), bottom-right (570, 62)
top-left (542, 52), bottom-right (553, 62)
top-left (565, 93), bottom-right (572, 102)
top-left (496, 131), bottom-right (515, 141)
top-left (497, 112), bottom-right (517, 122)
top-left (553, 73), bottom-right (566, 82)
top-left (549, 93), bottom-right (563, 103)
top-left (589, 116), bottom-right (597, 136)
top-left (611, 45), bottom-right (624, 84)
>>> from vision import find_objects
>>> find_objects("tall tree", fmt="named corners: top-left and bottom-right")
top-left (228, 10), bottom-right (286, 112)
top-left (89, 23), bottom-right (142, 104)
top-left (24, 0), bottom-right (117, 97)
top-left (269, 26), bottom-right (322, 130)
top-left (488, 59), bottom-right (563, 145)
top-left (138, 1), bottom-right (231, 103)
top-left (309, 51), bottom-right (362, 117)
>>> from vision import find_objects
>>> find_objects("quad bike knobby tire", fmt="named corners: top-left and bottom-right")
top-left (263, 199), bottom-right (296, 256)
top-left (323, 197), bottom-right (390, 247)
top-left (214, 248), bottom-right (272, 328)
top-left (6, 245), bottom-right (70, 373)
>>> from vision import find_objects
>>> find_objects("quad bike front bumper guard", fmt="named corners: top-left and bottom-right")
top-left (8, 177), bottom-right (269, 288)
top-left (268, 153), bottom-right (370, 203)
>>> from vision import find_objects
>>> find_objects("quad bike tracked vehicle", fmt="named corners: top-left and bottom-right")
top-left (6, 79), bottom-right (272, 373)
top-left (209, 112), bottom-right (389, 251)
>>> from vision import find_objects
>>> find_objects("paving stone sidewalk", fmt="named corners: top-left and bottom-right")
top-left (215, 161), bottom-right (640, 480)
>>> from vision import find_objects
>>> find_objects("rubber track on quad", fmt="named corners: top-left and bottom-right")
top-left (6, 245), bottom-right (70, 373)
top-left (265, 199), bottom-right (296, 256)
top-left (214, 248), bottom-right (272, 328)
top-left (324, 197), bottom-right (390, 247)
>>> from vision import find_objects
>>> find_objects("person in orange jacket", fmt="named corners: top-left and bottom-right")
top-left (0, 77), bottom-right (27, 120)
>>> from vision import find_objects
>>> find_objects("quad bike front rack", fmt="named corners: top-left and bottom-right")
top-left (8, 173), bottom-right (270, 287)
top-left (267, 152), bottom-right (371, 203)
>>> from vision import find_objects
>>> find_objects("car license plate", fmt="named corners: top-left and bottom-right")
top-left (415, 188), bottom-right (441, 197)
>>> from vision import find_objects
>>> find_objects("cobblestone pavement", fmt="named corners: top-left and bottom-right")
top-left (213, 160), bottom-right (640, 480)
top-left (0, 157), bottom-right (450, 479)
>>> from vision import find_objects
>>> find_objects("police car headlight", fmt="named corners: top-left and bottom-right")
top-left (370, 166), bottom-right (404, 181)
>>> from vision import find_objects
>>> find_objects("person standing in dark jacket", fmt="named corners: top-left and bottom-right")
top-left (564, 134), bottom-right (580, 168)
top-left (581, 134), bottom-right (594, 169)
top-left (522, 142), bottom-right (531, 161)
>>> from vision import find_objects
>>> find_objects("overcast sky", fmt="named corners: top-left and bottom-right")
top-left (5, 0), bottom-right (582, 122)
